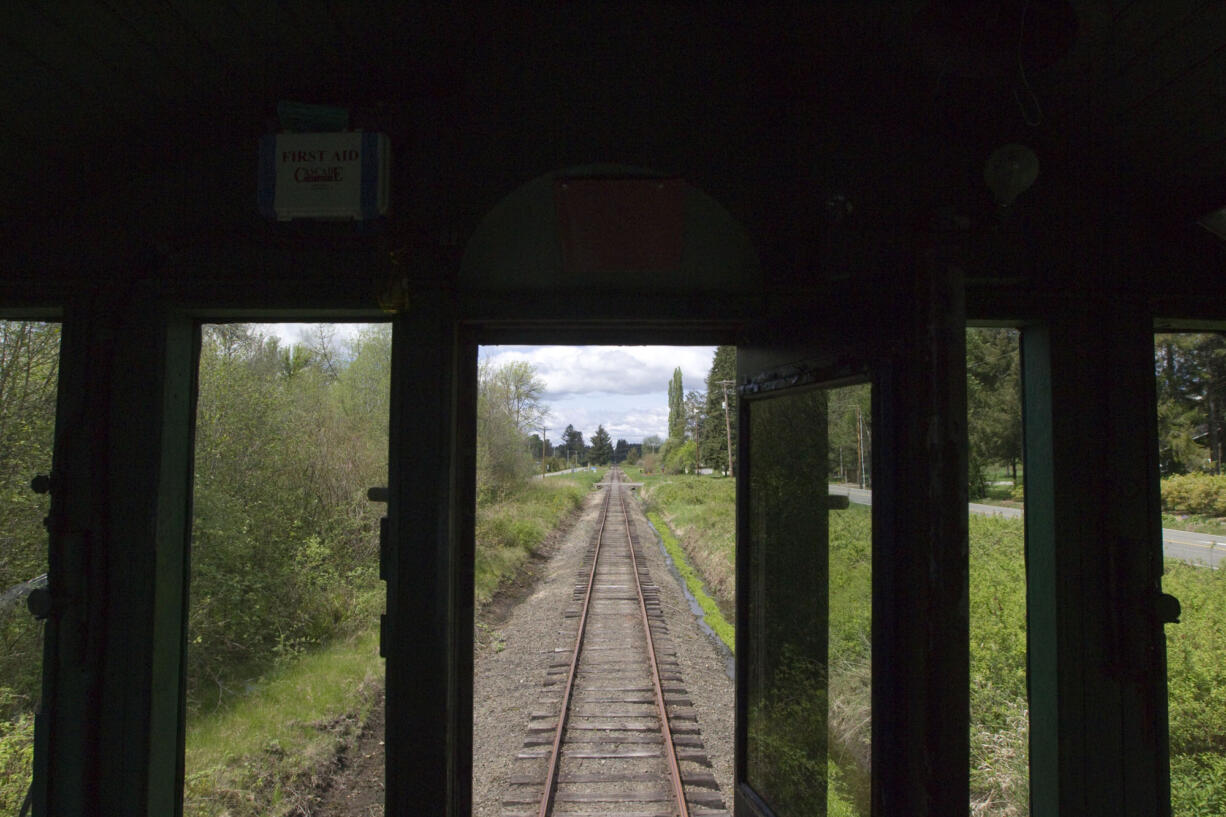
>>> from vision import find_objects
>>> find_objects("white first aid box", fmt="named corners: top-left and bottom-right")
top-left (258, 131), bottom-right (390, 220)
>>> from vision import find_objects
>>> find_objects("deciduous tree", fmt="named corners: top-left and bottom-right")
top-left (667, 367), bottom-right (685, 443)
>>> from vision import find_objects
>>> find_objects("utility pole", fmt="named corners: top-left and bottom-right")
top-left (856, 404), bottom-right (866, 489)
top-left (541, 426), bottom-right (549, 477)
top-left (718, 380), bottom-right (735, 477)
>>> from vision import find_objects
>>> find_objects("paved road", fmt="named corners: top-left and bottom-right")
top-left (828, 484), bottom-right (1222, 568)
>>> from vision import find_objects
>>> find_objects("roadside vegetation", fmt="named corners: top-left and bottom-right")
top-left (184, 324), bottom-right (390, 816)
top-left (639, 471), bottom-right (1031, 816)
top-left (183, 331), bottom-right (593, 816)
top-left (1155, 333), bottom-right (1226, 815)
top-left (0, 321), bottom-right (58, 813)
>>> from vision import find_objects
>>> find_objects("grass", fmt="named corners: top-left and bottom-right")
top-left (636, 469), bottom-right (1036, 817)
top-left (1163, 558), bottom-right (1226, 816)
top-left (974, 482), bottom-right (1025, 508)
top-left (1163, 513), bottom-right (1226, 537)
top-left (646, 510), bottom-right (735, 652)
top-left (475, 471), bottom-right (598, 606)
top-left (183, 627), bottom-right (382, 817)
top-left (182, 471), bottom-right (596, 816)
top-left (630, 468), bottom-right (736, 616)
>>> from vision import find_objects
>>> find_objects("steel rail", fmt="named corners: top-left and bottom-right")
top-left (618, 474), bottom-right (690, 817)
top-left (536, 478), bottom-right (613, 817)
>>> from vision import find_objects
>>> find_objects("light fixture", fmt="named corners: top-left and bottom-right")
top-left (984, 144), bottom-right (1039, 206)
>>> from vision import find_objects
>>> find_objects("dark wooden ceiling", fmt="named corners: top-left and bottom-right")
top-left (0, 1), bottom-right (1223, 264)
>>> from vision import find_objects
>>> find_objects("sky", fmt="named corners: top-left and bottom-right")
top-left (253, 323), bottom-right (715, 444)
top-left (479, 345), bottom-right (717, 444)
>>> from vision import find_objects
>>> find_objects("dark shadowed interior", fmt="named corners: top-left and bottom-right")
top-left (1, 3), bottom-right (1221, 815)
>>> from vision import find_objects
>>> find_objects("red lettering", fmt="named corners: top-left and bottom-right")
top-left (283, 150), bottom-right (328, 163)
top-left (293, 167), bottom-right (344, 183)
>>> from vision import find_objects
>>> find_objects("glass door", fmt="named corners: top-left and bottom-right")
top-left (735, 355), bottom-right (874, 817)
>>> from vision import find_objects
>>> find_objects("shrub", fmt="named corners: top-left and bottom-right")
top-left (0, 699), bottom-right (32, 813)
top-left (1162, 473), bottom-right (1226, 517)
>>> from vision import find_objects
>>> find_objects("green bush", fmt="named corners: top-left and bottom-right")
top-left (1164, 558), bottom-right (1226, 814)
top-left (0, 698), bottom-right (33, 813)
top-left (1162, 473), bottom-right (1226, 517)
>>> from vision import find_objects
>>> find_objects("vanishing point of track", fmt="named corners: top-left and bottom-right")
top-left (501, 468), bottom-right (728, 817)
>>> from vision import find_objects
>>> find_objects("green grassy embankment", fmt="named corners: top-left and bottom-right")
top-left (630, 469), bottom-right (735, 617)
top-left (629, 469), bottom-right (1037, 816)
top-left (646, 510), bottom-right (735, 652)
top-left (475, 470), bottom-right (598, 606)
top-left (1164, 559), bottom-right (1226, 816)
top-left (183, 629), bottom-right (381, 817)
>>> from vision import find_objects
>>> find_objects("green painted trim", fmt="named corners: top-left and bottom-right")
top-left (1021, 325), bottom-right (1058, 816)
top-left (147, 315), bottom-right (197, 817)
top-left (646, 511), bottom-right (735, 653)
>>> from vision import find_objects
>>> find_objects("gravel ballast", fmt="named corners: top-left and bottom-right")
top-left (472, 482), bottom-right (735, 816)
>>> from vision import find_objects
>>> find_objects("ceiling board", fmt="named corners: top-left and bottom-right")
top-left (1107, 0), bottom-right (1208, 72)
top-left (28, 1), bottom-right (188, 103)
top-left (1, 5), bottom-right (137, 115)
top-left (1116, 48), bottom-right (1226, 165)
top-left (100, 0), bottom-right (223, 92)
top-left (1101, 3), bottom-right (1226, 112)
top-left (0, 130), bottom-right (70, 190)
top-left (165, 0), bottom-right (259, 66)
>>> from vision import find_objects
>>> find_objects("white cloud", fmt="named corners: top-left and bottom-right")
top-left (252, 322), bottom-right (373, 348)
top-left (480, 345), bottom-right (715, 399)
top-left (481, 345), bottom-right (717, 443)
top-left (237, 335), bottom-right (717, 444)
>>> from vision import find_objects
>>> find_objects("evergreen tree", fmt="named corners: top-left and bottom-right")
top-left (563, 424), bottom-right (585, 463)
top-left (590, 425), bottom-right (614, 465)
top-left (1155, 333), bottom-right (1226, 474)
top-left (966, 328), bottom-right (1022, 495)
top-left (700, 345), bottom-right (737, 474)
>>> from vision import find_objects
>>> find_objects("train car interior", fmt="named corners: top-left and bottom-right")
top-left (1, 3), bottom-right (1223, 815)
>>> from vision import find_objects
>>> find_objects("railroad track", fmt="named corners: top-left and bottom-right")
top-left (501, 468), bottom-right (729, 817)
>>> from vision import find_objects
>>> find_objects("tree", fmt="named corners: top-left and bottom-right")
top-left (0, 321), bottom-right (60, 720)
top-left (1155, 333), bottom-right (1226, 475)
top-left (966, 328), bottom-right (1022, 495)
top-left (481, 359), bottom-right (549, 435)
top-left (306, 324), bottom-right (341, 381)
top-left (684, 389), bottom-right (706, 471)
top-left (564, 424), bottom-right (585, 464)
top-left (476, 361), bottom-right (535, 495)
top-left (278, 343), bottom-right (314, 379)
top-left (828, 384), bottom-right (872, 488)
top-left (614, 438), bottom-right (631, 463)
top-left (590, 425), bottom-right (614, 465)
top-left (642, 434), bottom-right (665, 455)
top-left (663, 439), bottom-right (697, 474)
top-left (667, 367), bottom-right (685, 443)
top-left (700, 346), bottom-right (737, 475)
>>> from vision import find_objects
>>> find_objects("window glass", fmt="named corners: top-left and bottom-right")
top-left (744, 381), bottom-right (872, 816)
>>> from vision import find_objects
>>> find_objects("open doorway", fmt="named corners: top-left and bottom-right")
top-left (469, 343), bottom-right (737, 816)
